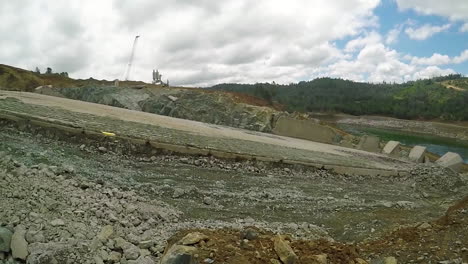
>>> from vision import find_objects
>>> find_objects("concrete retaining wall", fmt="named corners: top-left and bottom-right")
top-left (272, 116), bottom-right (338, 144)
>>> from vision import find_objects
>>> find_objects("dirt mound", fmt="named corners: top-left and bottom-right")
top-left (359, 209), bottom-right (468, 263)
top-left (162, 228), bottom-right (364, 264)
top-left (161, 198), bottom-right (468, 264)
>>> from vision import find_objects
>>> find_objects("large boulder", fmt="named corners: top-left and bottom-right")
top-left (409, 146), bottom-right (426, 163)
top-left (273, 235), bottom-right (297, 264)
top-left (0, 227), bottom-right (13, 253)
top-left (160, 245), bottom-right (197, 264)
top-left (11, 225), bottom-right (28, 260)
top-left (382, 141), bottom-right (400, 156)
top-left (436, 152), bottom-right (464, 172)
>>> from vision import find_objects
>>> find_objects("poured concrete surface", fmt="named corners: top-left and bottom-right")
top-left (382, 141), bottom-right (400, 156)
top-left (409, 146), bottom-right (426, 163)
top-left (272, 116), bottom-right (338, 144)
top-left (0, 91), bottom-right (412, 175)
top-left (357, 135), bottom-right (380, 153)
top-left (436, 152), bottom-right (464, 172)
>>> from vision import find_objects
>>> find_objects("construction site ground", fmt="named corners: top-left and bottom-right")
top-left (0, 91), bottom-right (467, 263)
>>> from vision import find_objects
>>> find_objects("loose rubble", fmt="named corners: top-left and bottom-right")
top-left (0, 120), bottom-right (467, 263)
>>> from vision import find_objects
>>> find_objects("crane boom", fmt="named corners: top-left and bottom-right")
top-left (124, 35), bottom-right (140, 81)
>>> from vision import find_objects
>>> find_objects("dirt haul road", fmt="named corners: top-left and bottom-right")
top-left (0, 91), bottom-right (411, 175)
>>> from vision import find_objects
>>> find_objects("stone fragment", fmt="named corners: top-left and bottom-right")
top-left (357, 135), bottom-right (380, 153)
top-left (108, 251), bottom-right (122, 262)
top-left (384, 256), bottom-right (397, 264)
top-left (50, 219), bottom-right (65, 227)
top-left (382, 141), bottom-right (400, 156)
top-left (94, 255), bottom-right (104, 264)
top-left (240, 228), bottom-right (259, 240)
top-left (305, 254), bottom-right (328, 264)
top-left (115, 237), bottom-right (140, 260)
top-left (436, 152), bottom-right (464, 172)
top-left (355, 258), bottom-right (368, 264)
top-left (417, 222), bottom-right (432, 230)
top-left (139, 240), bottom-right (154, 249)
top-left (160, 245), bottom-right (197, 264)
top-left (0, 227), bottom-right (13, 252)
top-left (202, 196), bottom-right (213, 205)
top-left (409, 146), bottom-right (426, 163)
top-left (11, 225), bottom-right (28, 260)
top-left (273, 235), bottom-right (297, 264)
top-left (97, 225), bottom-right (114, 241)
top-left (25, 230), bottom-right (46, 244)
top-left (179, 232), bottom-right (208, 245)
top-left (98, 147), bottom-right (107, 152)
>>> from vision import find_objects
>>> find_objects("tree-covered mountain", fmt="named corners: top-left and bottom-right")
top-left (210, 75), bottom-right (468, 121)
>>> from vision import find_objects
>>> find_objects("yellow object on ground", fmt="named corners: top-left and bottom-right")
top-left (101, 131), bottom-right (116, 137)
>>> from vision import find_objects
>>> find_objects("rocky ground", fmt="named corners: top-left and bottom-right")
top-left (1, 119), bottom-right (468, 263)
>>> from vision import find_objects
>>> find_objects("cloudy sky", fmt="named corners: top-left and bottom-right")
top-left (1, 0), bottom-right (467, 86)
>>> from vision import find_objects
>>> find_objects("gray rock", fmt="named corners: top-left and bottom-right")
top-left (50, 219), bottom-right (65, 227)
top-left (384, 256), bottom-right (397, 264)
top-left (108, 251), bottom-right (122, 262)
top-left (240, 228), bottom-right (259, 240)
top-left (25, 230), bottom-right (46, 244)
top-left (97, 225), bottom-right (114, 241)
top-left (0, 227), bottom-right (13, 253)
top-left (179, 232), bottom-right (208, 245)
top-left (11, 225), bottom-right (28, 260)
top-left (160, 245), bottom-right (197, 264)
top-left (202, 196), bottom-right (213, 205)
top-left (98, 147), bottom-right (107, 152)
top-left (273, 235), bottom-right (297, 264)
top-left (172, 188), bottom-right (185, 198)
top-left (115, 238), bottom-right (140, 260)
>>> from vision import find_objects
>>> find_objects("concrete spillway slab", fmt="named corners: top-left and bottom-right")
top-left (358, 135), bottom-right (380, 153)
top-left (0, 91), bottom-right (414, 176)
top-left (436, 152), bottom-right (464, 172)
top-left (382, 141), bottom-right (400, 156)
top-left (409, 146), bottom-right (426, 163)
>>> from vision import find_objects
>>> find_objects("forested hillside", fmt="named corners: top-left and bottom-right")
top-left (211, 75), bottom-right (468, 121)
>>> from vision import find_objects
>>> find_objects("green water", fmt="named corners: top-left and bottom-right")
top-left (339, 125), bottom-right (468, 163)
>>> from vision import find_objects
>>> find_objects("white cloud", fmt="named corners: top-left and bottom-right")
top-left (0, 0), bottom-right (464, 86)
top-left (345, 31), bottom-right (382, 52)
top-left (385, 27), bottom-right (401, 44)
top-left (461, 23), bottom-right (468, 32)
top-left (404, 24), bottom-right (451, 40)
top-left (396, 0), bottom-right (468, 21)
top-left (0, 0), bottom-right (383, 86)
top-left (453, 50), bottom-right (468, 64)
top-left (411, 53), bottom-right (451, 65)
top-left (410, 50), bottom-right (468, 65)
top-left (413, 66), bottom-right (456, 80)
top-left (324, 32), bottom-right (462, 83)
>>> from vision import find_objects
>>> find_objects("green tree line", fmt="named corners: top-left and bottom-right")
top-left (210, 75), bottom-right (468, 121)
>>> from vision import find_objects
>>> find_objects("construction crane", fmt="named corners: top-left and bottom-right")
top-left (123, 35), bottom-right (140, 81)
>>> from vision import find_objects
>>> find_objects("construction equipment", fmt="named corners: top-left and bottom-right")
top-left (123, 35), bottom-right (140, 81)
